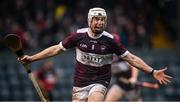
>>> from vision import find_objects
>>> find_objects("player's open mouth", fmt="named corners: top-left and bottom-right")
top-left (95, 27), bottom-right (103, 30)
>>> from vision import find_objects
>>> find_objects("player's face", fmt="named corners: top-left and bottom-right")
top-left (89, 16), bottom-right (107, 34)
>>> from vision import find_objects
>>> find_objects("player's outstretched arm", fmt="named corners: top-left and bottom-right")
top-left (121, 52), bottom-right (172, 84)
top-left (18, 44), bottom-right (63, 63)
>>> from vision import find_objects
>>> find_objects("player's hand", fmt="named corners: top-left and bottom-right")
top-left (18, 55), bottom-right (33, 64)
top-left (153, 67), bottom-right (172, 84)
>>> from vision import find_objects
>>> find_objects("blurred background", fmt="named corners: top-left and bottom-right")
top-left (0, 0), bottom-right (179, 101)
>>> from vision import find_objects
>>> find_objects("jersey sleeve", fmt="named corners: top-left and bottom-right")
top-left (111, 39), bottom-right (129, 57)
top-left (59, 33), bottom-right (78, 51)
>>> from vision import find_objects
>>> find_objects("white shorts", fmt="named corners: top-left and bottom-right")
top-left (72, 83), bottom-right (107, 100)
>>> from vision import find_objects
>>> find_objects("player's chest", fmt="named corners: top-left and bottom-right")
top-left (76, 39), bottom-right (110, 53)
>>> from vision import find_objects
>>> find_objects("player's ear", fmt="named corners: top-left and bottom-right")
top-left (88, 18), bottom-right (91, 27)
top-left (104, 17), bottom-right (107, 26)
top-left (104, 20), bottom-right (107, 27)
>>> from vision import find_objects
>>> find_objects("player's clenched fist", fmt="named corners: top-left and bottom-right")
top-left (18, 55), bottom-right (33, 64)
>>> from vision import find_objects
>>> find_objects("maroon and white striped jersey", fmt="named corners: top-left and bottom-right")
top-left (59, 28), bottom-right (129, 87)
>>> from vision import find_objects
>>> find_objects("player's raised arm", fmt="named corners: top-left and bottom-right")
top-left (121, 52), bottom-right (172, 85)
top-left (18, 44), bottom-right (63, 63)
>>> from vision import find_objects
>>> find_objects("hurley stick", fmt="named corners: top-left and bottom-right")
top-left (4, 34), bottom-right (49, 102)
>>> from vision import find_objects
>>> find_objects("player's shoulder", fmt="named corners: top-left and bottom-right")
top-left (68, 28), bottom-right (87, 38)
top-left (76, 28), bottom-right (88, 33)
top-left (102, 31), bottom-right (114, 39)
top-left (74, 28), bottom-right (88, 38)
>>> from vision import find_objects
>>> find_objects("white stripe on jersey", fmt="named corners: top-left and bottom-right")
top-left (102, 31), bottom-right (113, 39)
top-left (120, 51), bottom-right (129, 57)
top-left (77, 28), bottom-right (88, 33)
top-left (59, 42), bottom-right (67, 51)
top-left (76, 48), bottom-right (113, 67)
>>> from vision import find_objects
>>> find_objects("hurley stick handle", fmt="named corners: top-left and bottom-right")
top-left (23, 63), bottom-right (49, 102)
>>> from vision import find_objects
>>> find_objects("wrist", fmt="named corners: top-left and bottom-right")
top-left (150, 69), bottom-right (157, 75)
top-left (29, 56), bottom-right (35, 62)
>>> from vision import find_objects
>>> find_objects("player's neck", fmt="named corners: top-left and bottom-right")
top-left (88, 28), bottom-right (102, 39)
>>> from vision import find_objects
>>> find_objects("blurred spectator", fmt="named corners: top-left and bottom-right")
top-left (105, 57), bottom-right (141, 102)
top-left (33, 60), bottom-right (59, 101)
top-left (136, 24), bottom-right (151, 49)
